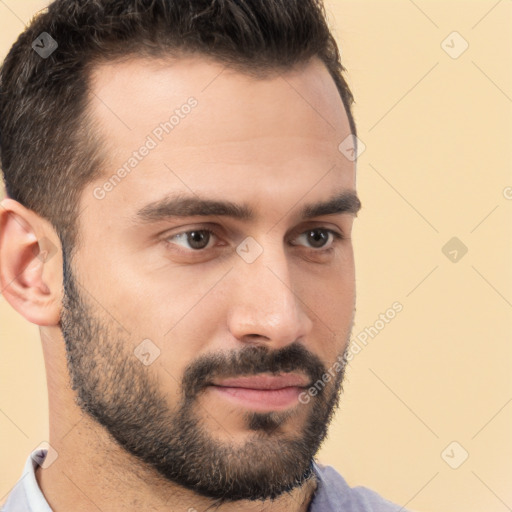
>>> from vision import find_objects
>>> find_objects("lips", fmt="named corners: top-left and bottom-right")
top-left (211, 373), bottom-right (310, 390)
top-left (208, 373), bottom-right (311, 411)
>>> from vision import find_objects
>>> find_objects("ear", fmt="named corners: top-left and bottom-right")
top-left (0, 198), bottom-right (62, 326)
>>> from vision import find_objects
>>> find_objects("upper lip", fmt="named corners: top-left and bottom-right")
top-left (211, 373), bottom-right (311, 390)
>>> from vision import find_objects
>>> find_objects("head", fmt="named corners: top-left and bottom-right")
top-left (0, 0), bottom-right (360, 505)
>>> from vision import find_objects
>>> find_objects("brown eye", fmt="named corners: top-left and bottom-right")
top-left (166, 229), bottom-right (216, 251)
top-left (293, 228), bottom-right (343, 250)
top-left (305, 229), bottom-right (330, 248)
top-left (186, 230), bottom-right (212, 250)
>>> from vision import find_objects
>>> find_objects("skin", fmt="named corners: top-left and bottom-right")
top-left (0, 55), bottom-right (359, 511)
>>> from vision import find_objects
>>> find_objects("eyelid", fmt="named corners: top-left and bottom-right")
top-left (290, 228), bottom-right (344, 248)
top-left (162, 227), bottom-right (221, 252)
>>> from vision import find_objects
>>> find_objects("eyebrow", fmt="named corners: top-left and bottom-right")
top-left (135, 190), bottom-right (361, 224)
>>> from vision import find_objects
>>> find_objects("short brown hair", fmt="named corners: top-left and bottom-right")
top-left (0, 0), bottom-right (356, 254)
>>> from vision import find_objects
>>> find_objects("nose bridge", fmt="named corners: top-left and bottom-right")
top-left (227, 237), bottom-right (313, 346)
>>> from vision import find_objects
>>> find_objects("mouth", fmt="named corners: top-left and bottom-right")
top-left (208, 373), bottom-right (311, 411)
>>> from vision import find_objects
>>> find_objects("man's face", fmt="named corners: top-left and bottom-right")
top-left (61, 55), bottom-right (358, 501)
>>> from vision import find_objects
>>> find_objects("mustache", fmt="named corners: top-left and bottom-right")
top-left (181, 342), bottom-right (327, 400)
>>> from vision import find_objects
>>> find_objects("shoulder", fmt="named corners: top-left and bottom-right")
top-left (309, 461), bottom-right (411, 512)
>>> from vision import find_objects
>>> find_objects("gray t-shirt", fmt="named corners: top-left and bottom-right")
top-left (1, 449), bottom-right (410, 511)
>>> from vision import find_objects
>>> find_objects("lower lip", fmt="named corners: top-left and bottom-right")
top-left (209, 385), bottom-right (304, 411)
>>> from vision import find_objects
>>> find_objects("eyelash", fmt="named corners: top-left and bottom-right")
top-left (163, 227), bottom-right (345, 254)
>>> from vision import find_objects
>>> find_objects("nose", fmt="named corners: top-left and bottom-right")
top-left (227, 240), bottom-right (314, 349)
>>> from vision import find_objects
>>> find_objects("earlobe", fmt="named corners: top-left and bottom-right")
top-left (0, 198), bottom-right (62, 326)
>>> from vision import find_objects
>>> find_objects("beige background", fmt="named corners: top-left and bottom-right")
top-left (1, 1), bottom-right (511, 511)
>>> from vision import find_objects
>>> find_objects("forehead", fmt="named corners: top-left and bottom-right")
top-left (83, 55), bottom-right (355, 221)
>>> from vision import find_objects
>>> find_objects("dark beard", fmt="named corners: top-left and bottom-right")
top-left (59, 249), bottom-right (349, 503)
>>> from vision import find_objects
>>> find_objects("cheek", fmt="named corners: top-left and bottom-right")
top-left (309, 261), bottom-right (355, 344)
top-left (86, 272), bottom-right (221, 395)
top-left (310, 283), bottom-right (354, 343)
top-left (300, 250), bottom-right (355, 316)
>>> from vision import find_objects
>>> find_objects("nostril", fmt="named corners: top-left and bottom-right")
top-left (241, 334), bottom-right (271, 345)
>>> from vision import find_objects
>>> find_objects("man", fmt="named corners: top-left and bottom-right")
top-left (0, 1), bottom-right (410, 511)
